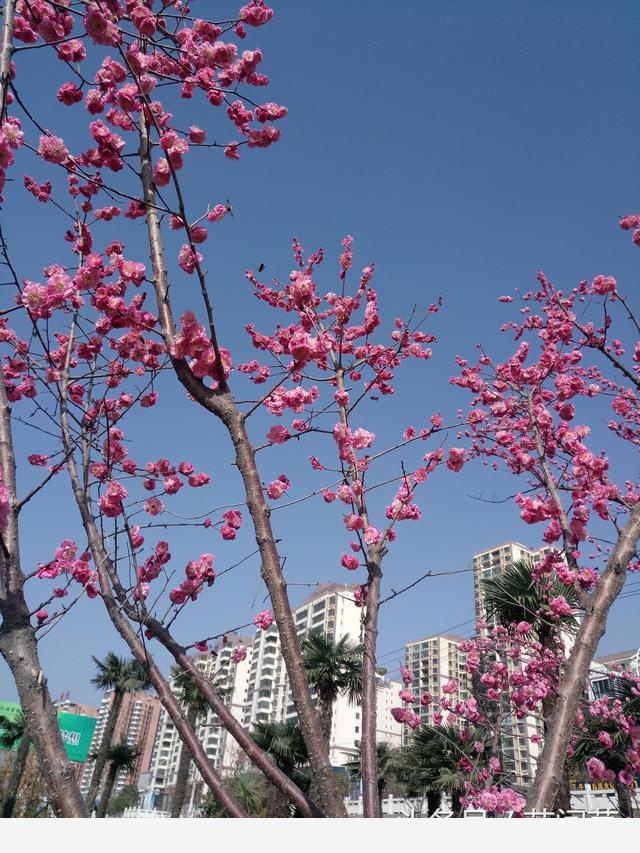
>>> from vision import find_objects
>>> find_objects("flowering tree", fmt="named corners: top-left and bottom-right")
top-left (0, 0), bottom-right (456, 818)
top-left (450, 224), bottom-right (640, 809)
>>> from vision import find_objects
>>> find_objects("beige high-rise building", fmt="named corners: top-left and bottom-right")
top-left (472, 542), bottom-right (549, 790)
top-left (403, 633), bottom-right (470, 740)
top-left (80, 690), bottom-right (162, 798)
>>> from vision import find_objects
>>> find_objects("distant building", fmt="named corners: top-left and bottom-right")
top-left (148, 633), bottom-right (252, 811)
top-left (590, 648), bottom-right (640, 699)
top-left (243, 582), bottom-right (402, 766)
top-left (472, 542), bottom-right (550, 790)
top-left (403, 633), bottom-right (470, 740)
top-left (80, 691), bottom-right (162, 797)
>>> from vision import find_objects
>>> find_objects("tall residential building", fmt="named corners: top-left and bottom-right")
top-left (80, 690), bottom-right (162, 797)
top-left (472, 542), bottom-right (549, 790)
top-left (148, 632), bottom-right (252, 811)
top-left (243, 582), bottom-right (401, 766)
top-left (403, 633), bottom-right (470, 740)
top-left (473, 541), bottom-right (552, 627)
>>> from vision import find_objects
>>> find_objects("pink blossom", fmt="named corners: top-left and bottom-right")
top-left (341, 553), bottom-right (359, 571)
top-left (240, 1), bottom-right (274, 27)
top-left (194, 641), bottom-right (209, 652)
top-left (36, 609), bottom-right (48, 623)
top-left (442, 678), bottom-right (458, 694)
top-left (38, 134), bottom-right (69, 164)
top-left (586, 756), bottom-right (608, 781)
top-left (597, 731), bottom-right (613, 749)
top-left (144, 497), bottom-right (164, 516)
top-left (266, 474), bottom-right (291, 500)
top-left (207, 204), bottom-right (228, 223)
top-left (28, 454), bottom-right (49, 466)
top-left (446, 447), bottom-right (465, 472)
top-left (253, 610), bottom-right (274, 630)
top-left (400, 664), bottom-right (413, 686)
top-left (267, 425), bottom-right (290, 444)
top-left (231, 646), bottom-right (248, 663)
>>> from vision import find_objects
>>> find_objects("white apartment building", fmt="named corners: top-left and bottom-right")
top-left (243, 583), bottom-right (402, 766)
top-left (148, 633), bottom-right (252, 811)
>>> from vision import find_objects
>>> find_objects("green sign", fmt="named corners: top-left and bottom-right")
top-left (0, 700), bottom-right (97, 762)
top-left (57, 712), bottom-right (97, 762)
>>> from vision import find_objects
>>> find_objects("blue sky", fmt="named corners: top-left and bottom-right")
top-left (1, 0), bottom-right (639, 706)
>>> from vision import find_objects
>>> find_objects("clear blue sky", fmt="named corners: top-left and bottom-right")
top-left (1, 0), bottom-right (639, 706)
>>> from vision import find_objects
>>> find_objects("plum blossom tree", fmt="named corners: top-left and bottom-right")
top-left (0, 0), bottom-right (454, 818)
top-left (450, 224), bottom-right (640, 810)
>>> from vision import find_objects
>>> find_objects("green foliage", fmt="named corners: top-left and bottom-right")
top-left (301, 632), bottom-right (363, 706)
top-left (0, 712), bottom-right (26, 751)
top-left (199, 772), bottom-right (268, 818)
top-left (91, 652), bottom-right (151, 694)
top-left (481, 559), bottom-right (579, 639)
top-left (107, 784), bottom-right (140, 816)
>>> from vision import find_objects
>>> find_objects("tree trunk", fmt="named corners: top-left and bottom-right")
top-left (1, 729), bottom-right (30, 817)
top-left (85, 689), bottom-right (124, 814)
top-left (96, 761), bottom-right (119, 819)
top-left (171, 705), bottom-right (199, 818)
top-left (527, 503), bottom-right (640, 810)
top-left (0, 625), bottom-right (87, 817)
top-left (60, 384), bottom-right (304, 818)
top-left (136, 114), bottom-right (346, 818)
top-left (615, 780), bottom-right (633, 818)
top-left (361, 558), bottom-right (382, 818)
top-left (0, 12), bottom-right (86, 815)
top-left (426, 789), bottom-right (441, 816)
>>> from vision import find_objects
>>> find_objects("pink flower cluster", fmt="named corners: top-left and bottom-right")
top-left (169, 553), bottom-right (216, 606)
top-left (253, 610), bottom-right (274, 630)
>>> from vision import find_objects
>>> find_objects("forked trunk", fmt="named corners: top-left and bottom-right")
top-left (136, 114), bottom-right (346, 817)
top-left (0, 625), bottom-right (87, 817)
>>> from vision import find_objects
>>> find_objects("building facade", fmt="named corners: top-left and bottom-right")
top-left (80, 690), bottom-right (162, 798)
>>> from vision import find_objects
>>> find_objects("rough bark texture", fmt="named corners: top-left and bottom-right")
top-left (84, 690), bottom-right (125, 814)
top-left (0, 626), bottom-right (87, 817)
top-left (136, 115), bottom-right (346, 818)
top-left (527, 503), bottom-right (640, 810)
top-left (361, 560), bottom-right (382, 818)
top-left (96, 760), bottom-right (119, 819)
top-left (170, 705), bottom-right (199, 818)
top-left (1, 729), bottom-right (30, 818)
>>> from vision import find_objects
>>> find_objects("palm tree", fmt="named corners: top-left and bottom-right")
top-left (0, 712), bottom-right (29, 818)
top-left (85, 653), bottom-right (150, 813)
top-left (251, 721), bottom-right (310, 817)
top-left (169, 666), bottom-right (223, 818)
top-left (481, 558), bottom-right (580, 811)
top-left (199, 772), bottom-right (268, 818)
top-left (96, 741), bottom-right (141, 818)
top-left (481, 558), bottom-right (579, 644)
top-left (301, 632), bottom-right (363, 748)
top-left (345, 741), bottom-right (400, 814)
top-left (406, 724), bottom-right (472, 816)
